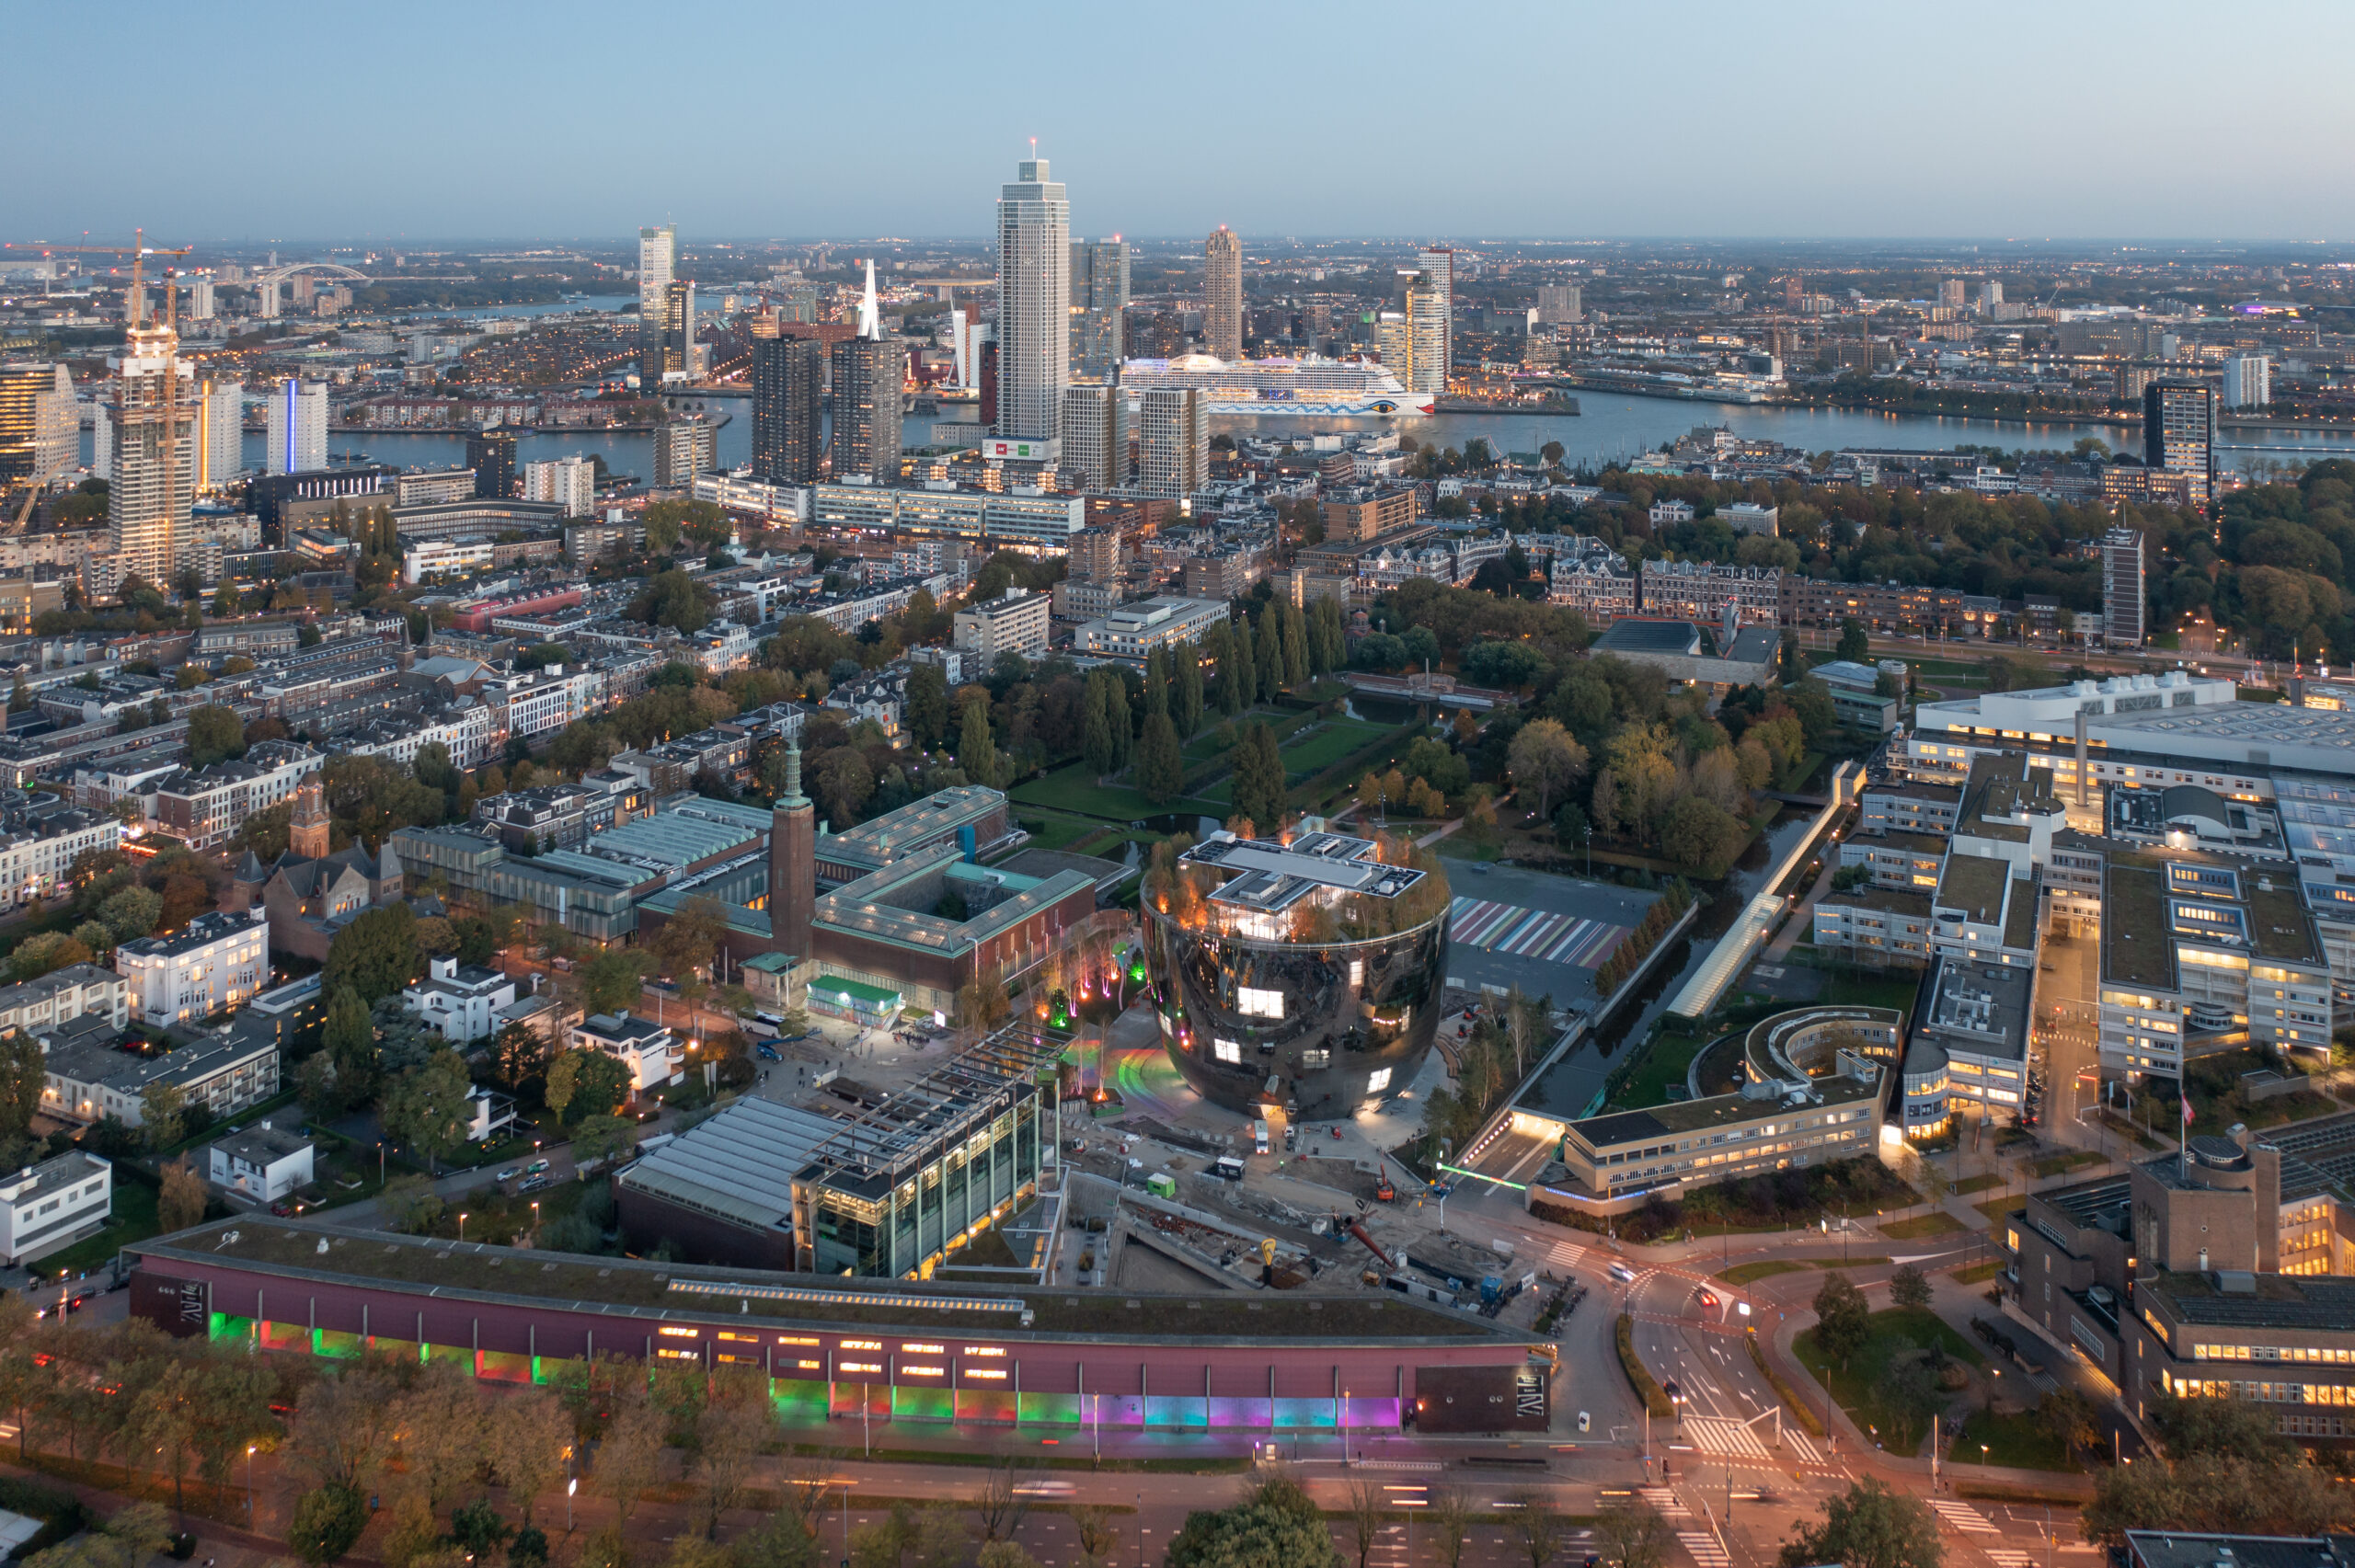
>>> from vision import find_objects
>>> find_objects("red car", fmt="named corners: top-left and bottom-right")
top-left (1695, 1288), bottom-right (1719, 1310)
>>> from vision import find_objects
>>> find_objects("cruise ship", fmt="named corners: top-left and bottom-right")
top-left (1116, 354), bottom-right (1430, 417)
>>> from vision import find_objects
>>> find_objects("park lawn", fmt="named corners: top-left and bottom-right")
top-left (1717, 1260), bottom-right (1810, 1286)
top-left (1952, 1173), bottom-right (2005, 1195)
top-left (1951, 1407), bottom-right (2082, 1473)
top-left (2031, 1150), bottom-right (2102, 1178)
top-left (39, 1178), bottom-right (160, 1279)
top-left (1011, 761), bottom-right (1223, 823)
top-left (1611, 1031), bottom-right (1709, 1111)
top-left (1796, 1306), bottom-right (1984, 1457)
top-left (1435, 833), bottom-right (1504, 864)
top-left (1278, 718), bottom-right (1394, 778)
top-left (1880, 1210), bottom-right (1968, 1240)
top-left (1013, 811), bottom-right (1111, 853)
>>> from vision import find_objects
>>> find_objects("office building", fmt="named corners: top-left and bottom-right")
top-left (0, 1153), bottom-right (110, 1266)
top-left (264, 379), bottom-right (327, 476)
top-left (1069, 238), bottom-right (1130, 378)
top-left (2224, 354), bottom-right (2271, 409)
top-left (1534, 284), bottom-right (1581, 326)
top-left (807, 484), bottom-right (1083, 553)
top-left (652, 416), bottom-right (717, 489)
top-left (2144, 380), bottom-right (2216, 506)
top-left (0, 362), bottom-right (76, 486)
top-left (1205, 226), bottom-right (1242, 361)
top-left (638, 225), bottom-right (675, 382)
top-left (195, 378), bottom-right (242, 491)
top-left (994, 158), bottom-right (1069, 446)
top-left (1074, 596), bottom-right (1227, 665)
top-left (951, 587), bottom-right (1051, 663)
top-left (109, 321), bottom-right (196, 588)
top-left (1377, 273), bottom-right (1449, 396)
top-left (465, 428), bottom-right (518, 500)
top-left (1414, 246), bottom-right (1454, 377)
top-left (1979, 280), bottom-right (2004, 311)
top-left (1059, 383), bottom-right (1127, 493)
top-left (752, 337), bottom-right (823, 484)
top-left (653, 279), bottom-right (695, 384)
top-left (830, 337), bottom-right (903, 484)
top-left (1139, 386), bottom-right (1207, 498)
top-left (2102, 526), bottom-right (2147, 648)
top-left (115, 910), bottom-right (270, 1027)
top-left (523, 455), bottom-right (595, 518)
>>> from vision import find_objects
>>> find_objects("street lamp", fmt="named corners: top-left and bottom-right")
top-left (567, 1478), bottom-right (577, 1531)
top-left (458, 1212), bottom-right (468, 1243)
top-left (246, 1445), bottom-right (256, 1519)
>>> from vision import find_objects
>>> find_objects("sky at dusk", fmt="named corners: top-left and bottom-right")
top-left (17, 0), bottom-right (2354, 246)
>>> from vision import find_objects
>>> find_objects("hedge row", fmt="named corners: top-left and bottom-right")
top-left (1615, 1311), bottom-right (1674, 1418)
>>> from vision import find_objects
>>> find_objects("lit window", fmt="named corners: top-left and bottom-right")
top-left (1239, 987), bottom-right (1284, 1019)
top-left (1367, 1068), bottom-right (1393, 1095)
top-left (1213, 1037), bottom-right (1242, 1064)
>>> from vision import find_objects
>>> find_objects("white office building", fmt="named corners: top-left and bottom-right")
top-left (1140, 386), bottom-right (1207, 499)
top-left (523, 455), bottom-right (595, 517)
top-left (0, 1153), bottom-right (111, 1265)
top-left (952, 587), bottom-right (1052, 663)
top-left (264, 379), bottom-right (327, 475)
top-left (1075, 596), bottom-right (1229, 666)
top-left (994, 159), bottom-right (1069, 446)
top-left (1060, 383), bottom-right (1128, 493)
top-left (197, 378), bottom-right (243, 491)
top-left (114, 910), bottom-right (270, 1027)
top-left (187, 276), bottom-right (215, 321)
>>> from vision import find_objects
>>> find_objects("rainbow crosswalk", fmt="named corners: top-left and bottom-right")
top-left (1448, 897), bottom-right (1630, 970)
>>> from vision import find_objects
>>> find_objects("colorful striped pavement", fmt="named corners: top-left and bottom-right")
top-left (1448, 896), bottom-right (1630, 970)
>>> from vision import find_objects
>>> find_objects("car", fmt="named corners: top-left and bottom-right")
top-left (754, 1044), bottom-right (780, 1061)
top-left (1577, 1410), bottom-right (1591, 1434)
top-left (1695, 1288), bottom-right (1719, 1310)
top-left (496, 1167), bottom-right (522, 1182)
top-left (524, 1160), bottom-right (551, 1175)
top-left (1608, 1263), bottom-right (1637, 1283)
top-left (519, 1174), bottom-right (552, 1193)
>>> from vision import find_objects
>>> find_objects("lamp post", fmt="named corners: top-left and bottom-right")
top-left (566, 1478), bottom-right (576, 1532)
top-left (458, 1212), bottom-right (468, 1243)
top-left (246, 1445), bottom-right (255, 1521)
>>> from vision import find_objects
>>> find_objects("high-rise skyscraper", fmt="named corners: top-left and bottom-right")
top-left (831, 338), bottom-right (904, 484)
top-left (1939, 279), bottom-right (1967, 309)
top-left (1204, 227), bottom-right (1243, 362)
top-left (751, 337), bottom-right (823, 484)
top-left (1069, 239), bottom-right (1130, 377)
top-left (1414, 247), bottom-right (1454, 380)
top-left (109, 321), bottom-right (195, 588)
top-left (523, 455), bottom-right (595, 517)
top-left (265, 379), bottom-right (327, 475)
top-left (1978, 280), bottom-right (2004, 313)
top-left (195, 378), bottom-right (242, 491)
top-left (638, 225), bottom-right (675, 382)
top-left (2101, 526), bottom-right (2147, 649)
top-left (1139, 387), bottom-right (1206, 499)
top-left (650, 279), bottom-right (695, 385)
top-left (466, 428), bottom-right (518, 499)
top-left (994, 157), bottom-right (1069, 446)
top-left (1534, 284), bottom-right (1582, 326)
top-left (2223, 354), bottom-right (2271, 409)
top-left (0, 363), bottom-right (76, 486)
top-left (188, 277), bottom-right (215, 322)
top-left (652, 417), bottom-right (718, 489)
top-left (1377, 274), bottom-right (1449, 396)
top-left (1059, 383), bottom-right (1128, 493)
top-left (2144, 380), bottom-right (2216, 505)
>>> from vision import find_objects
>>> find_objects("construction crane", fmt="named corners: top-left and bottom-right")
top-left (1, 230), bottom-right (195, 323)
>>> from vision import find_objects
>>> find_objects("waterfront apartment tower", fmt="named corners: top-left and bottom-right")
top-left (2224, 354), bottom-right (2271, 410)
top-left (1534, 284), bottom-right (1581, 326)
top-left (1059, 383), bottom-right (1128, 493)
top-left (2143, 380), bottom-right (2216, 505)
top-left (1414, 247), bottom-right (1454, 380)
top-left (994, 158), bottom-right (1069, 447)
top-left (2102, 527), bottom-right (2147, 649)
top-left (109, 322), bottom-right (196, 588)
top-left (1205, 227), bottom-right (1243, 362)
top-left (1379, 274), bottom-right (1449, 396)
top-left (830, 337), bottom-right (904, 484)
top-left (265, 379), bottom-right (327, 475)
top-left (771, 743), bottom-right (815, 962)
top-left (1140, 386), bottom-right (1207, 500)
top-left (638, 226), bottom-right (675, 383)
top-left (652, 416), bottom-right (717, 489)
top-left (523, 455), bottom-right (595, 518)
top-left (654, 280), bottom-right (695, 384)
top-left (1069, 238), bottom-right (1130, 378)
top-left (195, 378), bottom-right (242, 491)
top-left (751, 337), bottom-right (824, 484)
top-left (466, 428), bottom-right (518, 499)
top-left (0, 363), bottom-right (77, 486)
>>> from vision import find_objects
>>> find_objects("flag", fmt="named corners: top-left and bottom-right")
top-left (2183, 1095), bottom-right (2195, 1127)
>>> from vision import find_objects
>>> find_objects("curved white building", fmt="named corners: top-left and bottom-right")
top-left (1117, 354), bottom-right (1431, 417)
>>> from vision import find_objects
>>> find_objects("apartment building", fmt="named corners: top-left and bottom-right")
top-left (570, 1013), bottom-right (683, 1095)
top-left (1074, 597), bottom-right (1229, 667)
top-left (1323, 485), bottom-right (1419, 544)
top-left (44, 1031), bottom-right (279, 1127)
top-left (951, 588), bottom-right (1051, 663)
top-left (0, 1153), bottom-right (111, 1266)
top-left (1638, 559), bottom-right (1781, 623)
top-left (150, 741), bottom-right (323, 851)
top-left (0, 805), bottom-right (121, 911)
top-left (114, 910), bottom-right (270, 1027)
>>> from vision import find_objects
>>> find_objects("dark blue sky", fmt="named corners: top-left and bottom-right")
top-left (17, 0), bottom-right (2351, 244)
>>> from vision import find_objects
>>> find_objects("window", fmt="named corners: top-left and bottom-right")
top-left (1367, 1068), bottom-right (1393, 1095)
top-left (1212, 1037), bottom-right (1242, 1064)
top-left (1238, 987), bottom-right (1283, 1019)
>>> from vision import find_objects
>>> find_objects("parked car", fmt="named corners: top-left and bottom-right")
top-left (496, 1167), bottom-right (522, 1182)
top-left (754, 1043), bottom-right (781, 1061)
top-left (519, 1174), bottom-right (551, 1193)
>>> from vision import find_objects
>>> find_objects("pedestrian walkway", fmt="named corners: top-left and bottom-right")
top-left (1927, 1499), bottom-right (2001, 1535)
top-left (1639, 1487), bottom-right (1691, 1518)
top-left (1544, 1238), bottom-right (1586, 1269)
top-left (1987, 1551), bottom-right (2037, 1567)
top-left (1683, 1415), bottom-right (1819, 1465)
top-left (1677, 1532), bottom-right (1731, 1568)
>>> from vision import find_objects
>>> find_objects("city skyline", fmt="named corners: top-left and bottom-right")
top-left (17, 1), bottom-right (2355, 242)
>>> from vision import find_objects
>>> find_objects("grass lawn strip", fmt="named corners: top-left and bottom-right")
top-left (1880, 1210), bottom-right (1968, 1240)
top-left (1717, 1260), bottom-right (1809, 1286)
top-left (1609, 1031), bottom-right (1709, 1111)
top-left (1795, 1306), bottom-right (1984, 1457)
top-left (1952, 1173), bottom-right (2005, 1195)
top-left (1951, 1407), bottom-right (2082, 1473)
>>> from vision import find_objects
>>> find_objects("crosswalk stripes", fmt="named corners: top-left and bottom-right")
top-left (1546, 1239), bottom-right (1587, 1267)
top-left (1677, 1532), bottom-right (1731, 1568)
top-left (1928, 1500), bottom-right (2001, 1535)
top-left (1987, 1552), bottom-right (2036, 1568)
top-left (1640, 1487), bottom-right (1692, 1518)
top-left (1683, 1415), bottom-right (1822, 1465)
top-left (1783, 1428), bottom-right (1821, 1464)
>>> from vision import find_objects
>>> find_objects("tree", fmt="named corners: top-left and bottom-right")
top-left (1226, 721), bottom-right (1286, 835)
top-left (572, 1114), bottom-right (640, 1168)
top-left (2039, 1388), bottom-right (2098, 1458)
top-left (380, 1049), bottom-right (474, 1171)
top-left (649, 895), bottom-right (729, 984)
top-left (27, 1501), bottom-right (172, 1568)
top-left (579, 947), bottom-right (648, 1017)
top-left (1776, 1479), bottom-right (1942, 1568)
top-left (1165, 1474), bottom-right (1338, 1568)
top-left (289, 1483), bottom-right (371, 1568)
top-left (493, 1020), bottom-right (548, 1088)
top-left (10, 932), bottom-right (92, 982)
top-left (547, 1050), bottom-right (633, 1125)
top-left (379, 1173), bottom-right (444, 1233)
top-left (488, 1386), bottom-right (571, 1528)
top-left (1888, 1262), bottom-right (1931, 1310)
top-left (595, 1389), bottom-right (668, 1524)
top-left (692, 1368), bottom-right (773, 1538)
top-left (905, 662), bottom-right (950, 748)
top-left (1811, 1272), bottom-right (1871, 1370)
top-left (1502, 1489), bottom-right (1570, 1568)
top-left (139, 1082), bottom-right (188, 1152)
top-left (1340, 1478), bottom-right (1385, 1568)
top-left (0, 1032), bottom-right (44, 1141)
top-left (1135, 712), bottom-right (1184, 804)
top-left (96, 886), bottom-right (162, 943)
top-left (972, 1459), bottom-right (1036, 1544)
top-left (1427, 1488), bottom-right (1473, 1568)
top-left (956, 686), bottom-right (998, 786)
top-left (323, 903), bottom-right (421, 1003)
top-left (1836, 617), bottom-right (1870, 664)
top-left (157, 1161), bottom-right (206, 1233)
top-left (185, 704), bottom-right (246, 768)
top-left (1507, 718), bottom-right (1588, 818)
top-left (1592, 1497), bottom-right (1671, 1568)
top-left (1175, 641), bottom-right (1206, 736)
top-left (1071, 1505), bottom-right (1121, 1568)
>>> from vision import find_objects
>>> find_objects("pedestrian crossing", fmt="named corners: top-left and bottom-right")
top-left (1640, 1487), bottom-right (1691, 1518)
top-left (1684, 1415), bottom-right (1821, 1465)
top-left (1928, 1500), bottom-right (2001, 1535)
top-left (1987, 1551), bottom-right (2036, 1567)
top-left (1545, 1238), bottom-right (1587, 1268)
top-left (1678, 1532), bottom-right (1731, 1568)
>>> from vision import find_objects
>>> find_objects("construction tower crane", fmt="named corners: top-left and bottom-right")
top-left (1, 230), bottom-right (195, 322)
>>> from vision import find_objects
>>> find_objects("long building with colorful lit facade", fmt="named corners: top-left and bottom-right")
top-left (1117, 354), bottom-right (1431, 417)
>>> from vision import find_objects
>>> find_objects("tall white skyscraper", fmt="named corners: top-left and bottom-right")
top-left (524, 454), bottom-right (596, 517)
top-left (1069, 239), bottom-right (1129, 377)
top-left (196, 379), bottom-right (243, 491)
top-left (1139, 386), bottom-right (1206, 499)
top-left (1414, 246), bottom-right (1454, 381)
top-left (994, 157), bottom-right (1069, 446)
top-left (188, 277), bottom-right (215, 322)
top-left (2224, 353), bottom-right (2271, 409)
top-left (638, 225), bottom-right (675, 381)
top-left (109, 321), bottom-right (195, 588)
top-left (265, 379), bottom-right (327, 475)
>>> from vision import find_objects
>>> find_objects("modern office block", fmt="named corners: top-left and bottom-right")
top-left (0, 362), bottom-right (76, 486)
top-left (465, 428), bottom-right (518, 499)
top-left (264, 379), bottom-right (327, 475)
top-left (1059, 383), bottom-right (1127, 493)
top-left (2143, 380), bottom-right (2215, 504)
top-left (1139, 387), bottom-right (1206, 499)
top-left (1069, 238), bottom-right (1130, 378)
top-left (994, 158), bottom-right (1068, 446)
top-left (638, 225), bottom-right (675, 382)
top-left (2103, 526), bottom-right (2147, 648)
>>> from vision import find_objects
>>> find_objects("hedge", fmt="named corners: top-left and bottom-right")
top-left (1615, 1311), bottom-right (1673, 1418)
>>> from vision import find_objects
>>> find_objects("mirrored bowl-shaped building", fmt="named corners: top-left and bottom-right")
top-left (1142, 829), bottom-right (1448, 1118)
